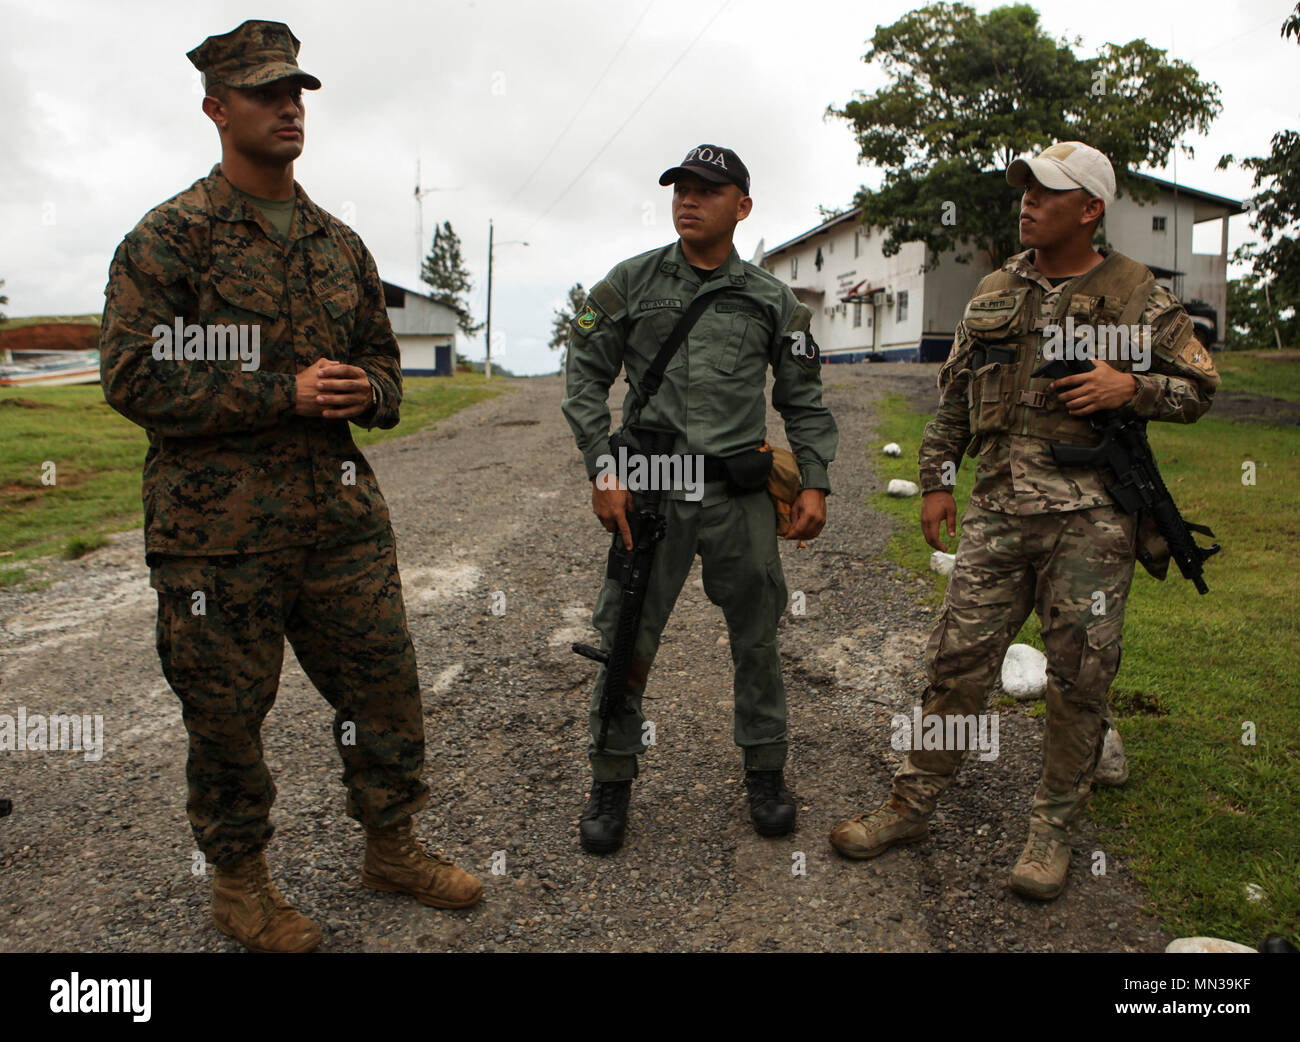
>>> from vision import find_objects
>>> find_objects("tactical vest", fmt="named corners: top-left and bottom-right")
top-left (960, 252), bottom-right (1154, 451)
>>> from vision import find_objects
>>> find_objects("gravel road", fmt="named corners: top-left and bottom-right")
top-left (0, 363), bottom-right (1170, 952)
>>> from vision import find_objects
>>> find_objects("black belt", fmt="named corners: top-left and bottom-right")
top-left (969, 344), bottom-right (1017, 370)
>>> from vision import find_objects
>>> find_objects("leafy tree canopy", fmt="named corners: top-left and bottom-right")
top-left (829, 2), bottom-right (1221, 268)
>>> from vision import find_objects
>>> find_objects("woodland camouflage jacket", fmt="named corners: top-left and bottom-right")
top-left (100, 165), bottom-right (401, 559)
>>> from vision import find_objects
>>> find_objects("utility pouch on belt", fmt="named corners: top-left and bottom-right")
top-left (721, 447), bottom-right (774, 492)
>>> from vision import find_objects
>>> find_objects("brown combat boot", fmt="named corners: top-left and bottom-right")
top-left (829, 799), bottom-right (929, 859)
top-left (211, 850), bottom-right (322, 953)
top-left (362, 819), bottom-right (483, 909)
top-left (1008, 828), bottom-right (1071, 900)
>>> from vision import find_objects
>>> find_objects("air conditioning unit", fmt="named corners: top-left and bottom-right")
top-left (885, 292), bottom-right (895, 306)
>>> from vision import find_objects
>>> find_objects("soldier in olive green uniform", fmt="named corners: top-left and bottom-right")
top-left (830, 142), bottom-right (1219, 899)
top-left (562, 146), bottom-right (837, 853)
top-left (99, 20), bottom-right (480, 954)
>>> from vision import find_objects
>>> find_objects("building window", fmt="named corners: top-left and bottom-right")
top-left (897, 290), bottom-right (909, 323)
top-left (853, 301), bottom-right (862, 328)
top-left (814, 247), bottom-right (824, 271)
top-left (854, 232), bottom-right (860, 258)
top-left (791, 255), bottom-right (798, 279)
top-left (1153, 216), bottom-right (1167, 232)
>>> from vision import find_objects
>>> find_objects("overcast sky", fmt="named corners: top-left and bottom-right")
top-left (1, 0), bottom-right (1294, 375)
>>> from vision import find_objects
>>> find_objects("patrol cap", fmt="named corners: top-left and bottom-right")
top-left (1006, 141), bottom-right (1115, 209)
top-left (659, 145), bottom-right (750, 194)
top-left (187, 20), bottom-right (321, 92)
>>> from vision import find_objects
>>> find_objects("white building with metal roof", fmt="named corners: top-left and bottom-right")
top-left (757, 173), bottom-right (1245, 363)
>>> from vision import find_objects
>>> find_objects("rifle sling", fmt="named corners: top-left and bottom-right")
top-left (632, 290), bottom-right (713, 410)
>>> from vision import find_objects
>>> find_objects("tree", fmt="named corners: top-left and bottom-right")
top-left (0, 278), bottom-right (8, 323)
top-left (549, 283), bottom-right (586, 351)
top-left (828, 2), bottom-right (1221, 269)
top-left (1225, 272), bottom-right (1294, 351)
top-left (420, 221), bottom-right (482, 337)
top-left (1217, 4), bottom-right (1299, 347)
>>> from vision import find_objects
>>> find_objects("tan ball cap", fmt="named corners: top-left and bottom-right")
top-left (1006, 141), bottom-right (1115, 209)
top-left (187, 20), bottom-right (321, 91)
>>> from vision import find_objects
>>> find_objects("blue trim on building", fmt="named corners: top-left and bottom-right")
top-left (823, 345), bottom-right (918, 364)
top-left (820, 335), bottom-right (954, 365)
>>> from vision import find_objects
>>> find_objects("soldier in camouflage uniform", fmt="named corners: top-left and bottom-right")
top-left (99, 20), bottom-right (480, 953)
top-left (562, 145), bottom-right (837, 853)
top-left (829, 142), bottom-right (1219, 899)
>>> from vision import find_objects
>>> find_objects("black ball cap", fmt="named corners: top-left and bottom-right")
top-left (659, 144), bottom-right (750, 194)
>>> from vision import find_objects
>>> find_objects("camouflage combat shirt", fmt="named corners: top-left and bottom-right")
top-left (918, 248), bottom-right (1220, 514)
top-left (561, 240), bottom-right (837, 494)
top-left (100, 165), bottom-right (401, 558)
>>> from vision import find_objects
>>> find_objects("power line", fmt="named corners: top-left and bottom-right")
top-left (526, 0), bottom-right (733, 234)
top-left (505, 0), bottom-right (658, 209)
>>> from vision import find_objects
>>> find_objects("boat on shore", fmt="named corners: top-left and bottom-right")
top-left (0, 349), bottom-right (100, 387)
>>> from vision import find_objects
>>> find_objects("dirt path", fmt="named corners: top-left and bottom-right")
top-left (0, 365), bottom-right (1169, 952)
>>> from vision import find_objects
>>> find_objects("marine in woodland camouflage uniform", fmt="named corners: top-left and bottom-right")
top-left (830, 141), bottom-right (1219, 899)
top-left (100, 20), bottom-right (479, 951)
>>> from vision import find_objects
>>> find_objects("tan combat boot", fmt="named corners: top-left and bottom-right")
top-left (211, 850), bottom-right (323, 953)
top-left (1008, 828), bottom-right (1071, 900)
top-left (362, 819), bottom-right (483, 909)
top-left (829, 799), bottom-right (929, 859)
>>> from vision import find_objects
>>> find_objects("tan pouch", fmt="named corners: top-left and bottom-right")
top-left (759, 442), bottom-right (803, 537)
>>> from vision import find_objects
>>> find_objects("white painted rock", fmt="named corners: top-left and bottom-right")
top-left (929, 551), bottom-right (955, 576)
top-left (1244, 883), bottom-right (1266, 903)
top-left (886, 479), bottom-right (919, 497)
top-left (1166, 937), bottom-right (1257, 954)
top-left (1001, 643), bottom-right (1048, 700)
top-left (1094, 727), bottom-right (1129, 786)
top-left (882, 442), bottom-right (902, 457)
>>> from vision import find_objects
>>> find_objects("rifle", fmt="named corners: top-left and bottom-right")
top-left (572, 426), bottom-right (673, 749)
top-left (570, 289), bottom-right (713, 752)
top-left (1032, 356), bottom-right (1220, 593)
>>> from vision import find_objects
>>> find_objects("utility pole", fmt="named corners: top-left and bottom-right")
top-left (484, 221), bottom-right (528, 381)
top-left (485, 220), bottom-right (494, 380)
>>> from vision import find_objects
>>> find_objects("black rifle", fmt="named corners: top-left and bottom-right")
top-left (571, 291), bottom-right (713, 751)
top-left (573, 426), bottom-right (674, 749)
top-left (1032, 355), bottom-right (1220, 593)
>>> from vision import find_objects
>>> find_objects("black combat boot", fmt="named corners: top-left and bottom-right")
top-left (745, 769), bottom-right (796, 837)
top-left (579, 779), bottom-right (632, 854)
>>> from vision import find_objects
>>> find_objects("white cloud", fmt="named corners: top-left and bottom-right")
top-left (0, 0), bottom-right (1289, 373)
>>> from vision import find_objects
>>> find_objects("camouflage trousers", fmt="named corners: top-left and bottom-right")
top-left (149, 527), bottom-right (428, 867)
top-left (586, 484), bottom-right (789, 782)
top-left (892, 502), bottom-right (1136, 838)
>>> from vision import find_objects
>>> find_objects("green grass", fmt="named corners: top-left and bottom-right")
top-left (0, 373), bottom-right (504, 582)
top-left (1215, 349), bottom-right (1300, 403)
top-left (870, 389), bottom-right (1300, 947)
top-left (0, 314), bottom-right (100, 330)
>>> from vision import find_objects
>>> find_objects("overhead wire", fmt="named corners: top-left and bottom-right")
top-left (526, 0), bottom-right (734, 235)
top-left (504, 0), bottom-right (659, 209)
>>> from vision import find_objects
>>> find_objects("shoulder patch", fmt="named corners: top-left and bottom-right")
top-left (588, 278), bottom-right (625, 318)
top-left (782, 302), bottom-right (812, 336)
top-left (1175, 331), bottom-right (1218, 381)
